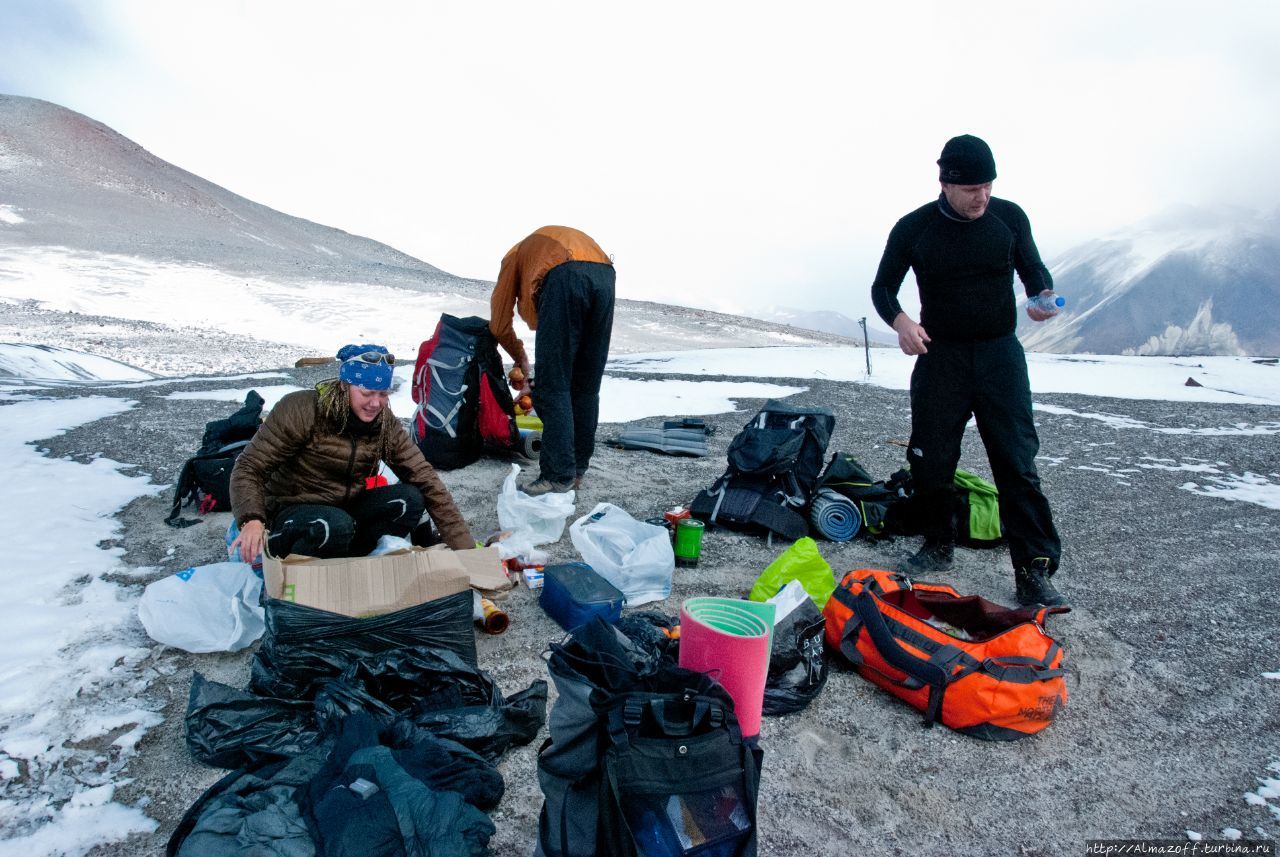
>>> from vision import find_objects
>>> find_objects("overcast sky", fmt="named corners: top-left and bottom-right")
top-left (2, 1), bottom-right (1278, 324)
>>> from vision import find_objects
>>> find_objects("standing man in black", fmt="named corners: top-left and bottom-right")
top-left (870, 134), bottom-right (1067, 607)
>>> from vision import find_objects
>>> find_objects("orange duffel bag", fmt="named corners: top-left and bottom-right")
top-left (822, 568), bottom-right (1069, 740)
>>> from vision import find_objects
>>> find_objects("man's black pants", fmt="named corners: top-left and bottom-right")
top-left (533, 260), bottom-right (615, 484)
top-left (267, 483), bottom-right (425, 559)
top-left (906, 334), bottom-right (1061, 572)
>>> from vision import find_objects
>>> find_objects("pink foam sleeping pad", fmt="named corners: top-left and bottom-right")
top-left (678, 597), bottom-right (775, 738)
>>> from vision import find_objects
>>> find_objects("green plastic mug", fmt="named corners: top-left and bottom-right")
top-left (674, 518), bottom-right (705, 567)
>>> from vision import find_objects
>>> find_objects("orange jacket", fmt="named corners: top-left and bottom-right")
top-left (489, 225), bottom-right (610, 366)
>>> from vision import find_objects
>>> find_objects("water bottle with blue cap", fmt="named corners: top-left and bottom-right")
top-left (1027, 291), bottom-right (1065, 317)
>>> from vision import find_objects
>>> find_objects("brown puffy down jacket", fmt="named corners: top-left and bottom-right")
top-left (229, 388), bottom-right (473, 550)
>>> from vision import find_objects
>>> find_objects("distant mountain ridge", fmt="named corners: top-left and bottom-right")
top-left (0, 94), bottom-right (851, 356)
top-left (750, 306), bottom-right (898, 346)
top-left (0, 94), bottom-right (480, 292)
top-left (1021, 205), bottom-right (1280, 357)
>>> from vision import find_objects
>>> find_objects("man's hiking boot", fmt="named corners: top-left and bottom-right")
top-left (520, 477), bottom-right (574, 497)
top-left (899, 538), bottom-right (954, 575)
top-left (1015, 557), bottom-right (1068, 607)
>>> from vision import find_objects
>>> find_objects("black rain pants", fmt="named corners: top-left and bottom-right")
top-left (906, 333), bottom-right (1061, 572)
top-left (532, 260), bottom-right (616, 484)
top-left (267, 483), bottom-right (425, 559)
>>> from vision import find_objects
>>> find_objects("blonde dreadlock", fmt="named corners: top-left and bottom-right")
top-left (316, 379), bottom-right (400, 476)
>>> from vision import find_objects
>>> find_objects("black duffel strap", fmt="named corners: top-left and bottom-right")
top-left (851, 589), bottom-right (980, 728)
top-left (978, 641), bottom-right (1066, 683)
top-left (164, 458), bottom-right (200, 528)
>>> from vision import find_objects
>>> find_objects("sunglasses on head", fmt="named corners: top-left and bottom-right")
top-left (350, 351), bottom-right (395, 366)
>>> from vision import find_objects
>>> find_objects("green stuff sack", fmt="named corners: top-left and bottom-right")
top-left (954, 469), bottom-right (1003, 545)
top-left (748, 537), bottom-right (836, 609)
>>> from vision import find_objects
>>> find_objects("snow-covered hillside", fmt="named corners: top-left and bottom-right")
top-left (1021, 205), bottom-right (1280, 357)
top-left (0, 95), bottom-right (849, 369)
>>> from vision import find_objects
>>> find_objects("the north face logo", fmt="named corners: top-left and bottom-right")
top-left (1019, 693), bottom-right (1063, 721)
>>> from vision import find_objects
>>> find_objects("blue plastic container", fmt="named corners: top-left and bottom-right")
top-left (539, 562), bottom-right (625, 632)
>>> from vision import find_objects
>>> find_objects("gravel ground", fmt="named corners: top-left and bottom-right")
top-left (14, 359), bottom-right (1280, 856)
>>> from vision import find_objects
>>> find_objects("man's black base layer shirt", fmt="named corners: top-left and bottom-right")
top-left (870, 195), bottom-right (1053, 342)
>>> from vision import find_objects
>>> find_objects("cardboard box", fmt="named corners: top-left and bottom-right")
top-left (263, 545), bottom-right (509, 618)
top-left (441, 545), bottom-right (513, 593)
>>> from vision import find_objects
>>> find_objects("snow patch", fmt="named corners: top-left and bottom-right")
top-left (165, 384), bottom-right (304, 411)
top-left (0, 343), bottom-right (154, 385)
top-left (1178, 471), bottom-right (1280, 511)
top-left (0, 397), bottom-right (166, 848)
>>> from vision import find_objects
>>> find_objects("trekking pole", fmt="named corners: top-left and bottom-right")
top-left (859, 317), bottom-right (872, 377)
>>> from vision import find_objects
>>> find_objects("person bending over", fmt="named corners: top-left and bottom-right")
top-left (489, 225), bottom-right (615, 496)
top-left (230, 343), bottom-right (473, 562)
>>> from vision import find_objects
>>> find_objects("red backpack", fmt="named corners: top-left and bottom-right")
top-left (411, 314), bottom-right (520, 470)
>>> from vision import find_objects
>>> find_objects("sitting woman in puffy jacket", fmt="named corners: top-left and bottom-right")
top-left (229, 343), bottom-right (474, 562)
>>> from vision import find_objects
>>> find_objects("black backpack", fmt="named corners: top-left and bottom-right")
top-left (536, 619), bottom-right (762, 857)
top-left (689, 400), bottom-right (835, 540)
top-left (165, 390), bottom-right (264, 527)
top-left (882, 467), bottom-right (1007, 548)
top-left (411, 314), bottom-right (520, 470)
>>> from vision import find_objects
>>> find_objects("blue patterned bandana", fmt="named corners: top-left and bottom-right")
top-left (337, 343), bottom-right (394, 391)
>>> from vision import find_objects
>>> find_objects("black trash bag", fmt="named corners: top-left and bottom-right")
top-left (313, 646), bottom-right (548, 761)
top-left (185, 672), bottom-right (321, 769)
top-left (615, 611), bottom-right (680, 662)
top-left (762, 598), bottom-right (829, 716)
top-left (250, 590), bottom-right (476, 699)
top-left (301, 714), bottom-right (500, 857)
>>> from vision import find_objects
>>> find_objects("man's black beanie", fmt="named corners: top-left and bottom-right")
top-left (937, 134), bottom-right (997, 184)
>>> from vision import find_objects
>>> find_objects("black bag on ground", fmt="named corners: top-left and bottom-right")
top-left (411, 314), bottom-right (520, 470)
top-left (249, 590), bottom-right (477, 700)
top-left (814, 453), bottom-right (907, 538)
top-left (185, 672), bottom-right (320, 769)
top-left (165, 390), bottom-right (264, 527)
top-left (189, 645), bottom-right (545, 770)
top-left (690, 400), bottom-right (834, 540)
top-left (312, 647), bottom-right (548, 761)
top-left (535, 618), bottom-right (762, 857)
top-left (762, 598), bottom-right (828, 716)
top-left (881, 468), bottom-right (1007, 547)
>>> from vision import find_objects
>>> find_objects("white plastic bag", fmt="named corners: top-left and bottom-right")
top-left (369, 535), bottom-right (414, 556)
top-left (570, 502), bottom-right (674, 606)
top-left (138, 562), bottom-right (265, 653)
top-left (496, 463), bottom-right (576, 546)
top-left (766, 578), bottom-right (810, 625)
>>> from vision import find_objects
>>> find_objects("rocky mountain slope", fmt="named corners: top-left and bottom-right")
top-left (1021, 205), bottom-right (1280, 357)
top-left (0, 94), bottom-right (853, 357)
